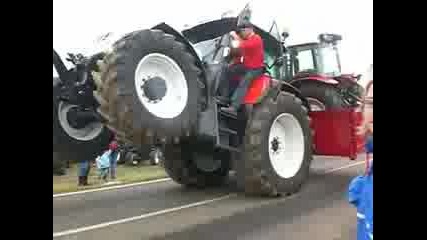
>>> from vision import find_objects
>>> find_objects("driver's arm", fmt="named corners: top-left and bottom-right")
top-left (238, 34), bottom-right (262, 51)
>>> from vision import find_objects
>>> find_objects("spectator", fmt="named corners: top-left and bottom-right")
top-left (349, 78), bottom-right (373, 240)
top-left (96, 150), bottom-right (110, 182)
top-left (95, 140), bottom-right (120, 183)
top-left (78, 160), bottom-right (91, 186)
top-left (108, 141), bottom-right (120, 181)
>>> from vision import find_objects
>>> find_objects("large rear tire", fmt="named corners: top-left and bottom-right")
top-left (163, 140), bottom-right (230, 188)
top-left (298, 81), bottom-right (345, 111)
top-left (241, 91), bottom-right (313, 197)
top-left (92, 29), bottom-right (203, 144)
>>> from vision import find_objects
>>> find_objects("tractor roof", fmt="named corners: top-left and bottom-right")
top-left (182, 17), bottom-right (282, 53)
top-left (181, 18), bottom-right (333, 55)
top-left (288, 42), bottom-right (319, 51)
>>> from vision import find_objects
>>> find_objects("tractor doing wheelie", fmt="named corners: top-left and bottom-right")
top-left (91, 5), bottom-right (364, 196)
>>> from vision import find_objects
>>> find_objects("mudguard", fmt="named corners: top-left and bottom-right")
top-left (291, 74), bottom-right (339, 86)
top-left (245, 77), bottom-right (310, 110)
top-left (279, 80), bottom-right (311, 111)
top-left (152, 23), bottom-right (209, 104)
top-left (243, 74), bottom-right (271, 104)
top-left (152, 23), bottom-right (206, 76)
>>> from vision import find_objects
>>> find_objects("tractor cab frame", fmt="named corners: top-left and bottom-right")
top-left (287, 36), bottom-right (342, 79)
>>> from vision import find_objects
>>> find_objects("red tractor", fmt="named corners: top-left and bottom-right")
top-left (279, 33), bottom-right (366, 158)
top-left (285, 33), bottom-right (364, 111)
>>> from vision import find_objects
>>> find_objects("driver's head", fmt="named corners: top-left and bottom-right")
top-left (237, 23), bottom-right (254, 39)
top-left (237, 5), bottom-right (253, 39)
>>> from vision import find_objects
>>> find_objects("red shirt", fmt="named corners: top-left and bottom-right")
top-left (239, 33), bottom-right (264, 69)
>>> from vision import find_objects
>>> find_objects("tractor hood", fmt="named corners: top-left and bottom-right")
top-left (293, 71), bottom-right (361, 84)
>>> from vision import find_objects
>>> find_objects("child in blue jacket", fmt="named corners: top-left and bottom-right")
top-left (96, 140), bottom-right (120, 182)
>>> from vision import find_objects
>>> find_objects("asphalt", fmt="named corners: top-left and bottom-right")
top-left (53, 155), bottom-right (365, 240)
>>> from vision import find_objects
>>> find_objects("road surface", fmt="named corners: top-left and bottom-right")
top-left (53, 155), bottom-right (365, 240)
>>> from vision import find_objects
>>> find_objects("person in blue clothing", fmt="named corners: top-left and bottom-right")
top-left (348, 162), bottom-right (373, 240)
top-left (78, 160), bottom-right (91, 186)
top-left (96, 140), bottom-right (120, 182)
top-left (348, 79), bottom-right (373, 240)
top-left (108, 141), bottom-right (120, 180)
top-left (96, 152), bottom-right (110, 182)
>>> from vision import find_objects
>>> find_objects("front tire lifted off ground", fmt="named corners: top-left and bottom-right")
top-left (241, 91), bottom-right (313, 197)
top-left (92, 29), bottom-right (202, 144)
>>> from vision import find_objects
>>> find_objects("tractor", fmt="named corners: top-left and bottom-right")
top-left (53, 49), bottom-right (113, 165)
top-left (285, 34), bottom-right (365, 111)
top-left (91, 5), bottom-right (364, 196)
top-left (53, 48), bottom-right (161, 172)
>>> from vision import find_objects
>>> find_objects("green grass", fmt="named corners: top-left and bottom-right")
top-left (53, 164), bottom-right (167, 194)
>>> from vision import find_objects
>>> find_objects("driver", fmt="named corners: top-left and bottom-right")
top-left (221, 20), bottom-right (265, 114)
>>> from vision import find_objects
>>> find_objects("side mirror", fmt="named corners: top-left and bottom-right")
top-left (281, 32), bottom-right (289, 40)
top-left (281, 27), bottom-right (290, 40)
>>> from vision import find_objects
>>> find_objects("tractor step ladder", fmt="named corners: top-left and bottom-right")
top-left (214, 97), bottom-right (240, 152)
top-left (218, 109), bottom-right (238, 119)
top-left (216, 143), bottom-right (240, 152)
top-left (219, 126), bottom-right (237, 135)
top-left (216, 98), bottom-right (238, 119)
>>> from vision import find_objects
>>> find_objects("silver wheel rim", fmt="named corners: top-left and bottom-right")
top-left (306, 97), bottom-right (326, 111)
top-left (134, 53), bottom-right (188, 119)
top-left (57, 102), bottom-right (104, 141)
top-left (268, 113), bottom-right (305, 179)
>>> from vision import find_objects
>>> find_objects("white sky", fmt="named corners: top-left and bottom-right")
top-left (53, 0), bottom-right (372, 73)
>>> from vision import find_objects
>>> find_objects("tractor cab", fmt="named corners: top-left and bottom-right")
top-left (183, 19), bottom-right (281, 106)
top-left (181, 5), bottom-right (280, 153)
top-left (283, 33), bottom-right (364, 109)
top-left (288, 33), bottom-right (342, 79)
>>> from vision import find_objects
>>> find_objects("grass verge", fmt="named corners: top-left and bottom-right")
top-left (53, 164), bottom-right (167, 194)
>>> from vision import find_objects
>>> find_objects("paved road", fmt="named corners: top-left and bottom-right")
top-left (53, 155), bottom-right (365, 240)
